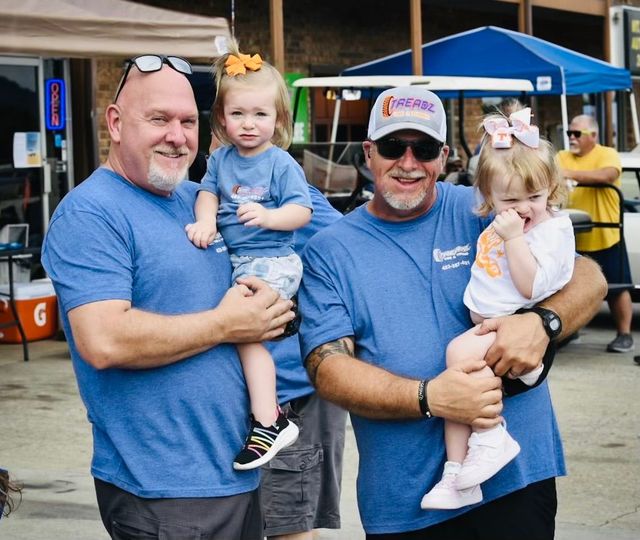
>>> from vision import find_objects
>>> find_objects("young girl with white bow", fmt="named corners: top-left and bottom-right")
top-left (421, 108), bottom-right (575, 510)
top-left (186, 42), bottom-right (312, 470)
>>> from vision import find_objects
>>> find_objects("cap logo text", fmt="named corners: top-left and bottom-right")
top-left (382, 95), bottom-right (437, 118)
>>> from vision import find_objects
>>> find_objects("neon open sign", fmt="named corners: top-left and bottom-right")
top-left (45, 79), bottom-right (66, 131)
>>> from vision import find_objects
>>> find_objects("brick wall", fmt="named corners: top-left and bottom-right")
top-left (96, 59), bottom-right (127, 164)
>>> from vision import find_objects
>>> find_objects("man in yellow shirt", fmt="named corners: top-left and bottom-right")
top-left (557, 114), bottom-right (634, 353)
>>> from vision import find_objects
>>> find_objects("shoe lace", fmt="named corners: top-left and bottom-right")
top-left (241, 425), bottom-right (278, 458)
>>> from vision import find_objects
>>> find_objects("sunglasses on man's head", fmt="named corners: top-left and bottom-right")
top-left (113, 55), bottom-right (193, 103)
top-left (374, 137), bottom-right (443, 162)
top-left (566, 129), bottom-right (594, 139)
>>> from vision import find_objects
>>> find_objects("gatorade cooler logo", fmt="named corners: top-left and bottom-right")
top-left (34, 302), bottom-right (47, 327)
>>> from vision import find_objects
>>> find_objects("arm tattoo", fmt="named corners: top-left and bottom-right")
top-left (306, 337), bottom-right (354, 386)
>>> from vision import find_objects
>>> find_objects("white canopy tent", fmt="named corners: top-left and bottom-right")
top-left (0, 0), bottom-right (230, 58)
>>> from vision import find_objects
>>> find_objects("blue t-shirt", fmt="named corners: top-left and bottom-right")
top-left (200, 145), bottom-right (313, 257)
top-left (42, 168), bottom-right (259, 498)
top-left (266, 185), bottom-right (342, 404)
top-left (299, 182), bottom-right (566, 534)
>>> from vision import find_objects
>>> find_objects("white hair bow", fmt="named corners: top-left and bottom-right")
top-left (483, 107), bottom-right (539, 149)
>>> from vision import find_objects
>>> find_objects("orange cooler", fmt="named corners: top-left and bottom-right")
top-left (0, 279), bottom-right (58, 343)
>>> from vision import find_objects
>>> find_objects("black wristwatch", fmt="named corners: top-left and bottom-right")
top-left (516, 307), bottom-right (562, 341)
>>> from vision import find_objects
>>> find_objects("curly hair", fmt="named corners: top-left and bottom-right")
top-left (0, 469), bottom-right (22, 518)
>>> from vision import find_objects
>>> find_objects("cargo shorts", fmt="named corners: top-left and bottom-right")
top-left (260, 392), bottom-right (347, 537)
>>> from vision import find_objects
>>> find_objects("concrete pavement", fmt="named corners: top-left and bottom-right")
top-left (0, 307), bottom-right (638, 539)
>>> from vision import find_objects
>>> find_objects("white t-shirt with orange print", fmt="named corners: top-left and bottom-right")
top-left (463, 212), bottom-right (575, 319)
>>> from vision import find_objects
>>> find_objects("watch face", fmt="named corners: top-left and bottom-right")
top-left (549, 318), bottom-right (561, 332)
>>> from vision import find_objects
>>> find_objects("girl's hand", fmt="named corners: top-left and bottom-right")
top-left (185, 221), bottom-right (217, 249)
top-left (492, 209), bottom-right (524, 241)
top-left (237, 202), bottom-right (270, 228)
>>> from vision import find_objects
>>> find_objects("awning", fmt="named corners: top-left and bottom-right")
top-left (0, 0), bottom-right (230, 59)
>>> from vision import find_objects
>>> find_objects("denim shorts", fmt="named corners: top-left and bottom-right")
top-left (230, 253), bottom-right (303, 299)
top-left (260, 393), bottom-right (348, 536)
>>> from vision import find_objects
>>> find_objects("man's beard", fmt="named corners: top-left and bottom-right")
top-left (381, 189), bottom-right (429, 210)
top-left (380, 172), bottom-right (430, 211)
top-left (148, 150), bottom-right (189, 192)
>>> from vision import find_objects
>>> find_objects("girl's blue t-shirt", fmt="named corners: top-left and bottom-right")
top-left (200, 145), bottom-right (313, 257)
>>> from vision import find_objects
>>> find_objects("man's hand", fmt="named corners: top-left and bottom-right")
top-left (237, 202), bottom-right (270, 228)
top-left (492, 209), bottom-right (524, 241)
top-left (216, 276), bottom-right (294, 342)
top-left (478, 312), bottom-right (548, 378)
top-left (428, 359), bottom-right (503, 430)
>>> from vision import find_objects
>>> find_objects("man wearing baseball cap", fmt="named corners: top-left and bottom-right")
top-left (298, 87), bottom-right (606, 537)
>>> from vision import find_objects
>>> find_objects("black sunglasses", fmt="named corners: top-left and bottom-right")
top-left (566, 129), bottom-right (593, 139)
top-left (374, 137), bottom-right (443, 162)
top-left (113, 55), bottom-right (193, 103)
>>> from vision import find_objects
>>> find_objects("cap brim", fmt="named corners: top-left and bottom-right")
top-left (369, 122), bottom-right (446, 143)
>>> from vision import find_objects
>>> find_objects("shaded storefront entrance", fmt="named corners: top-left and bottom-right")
top-left (0, 56), bottom-right (71, 252)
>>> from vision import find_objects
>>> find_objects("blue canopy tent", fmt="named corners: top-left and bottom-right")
top-left (343, 26), bottom-right (636, 149)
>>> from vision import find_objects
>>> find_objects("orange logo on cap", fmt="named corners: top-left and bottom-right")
top-left (382, 95), bottom-right (394, 118)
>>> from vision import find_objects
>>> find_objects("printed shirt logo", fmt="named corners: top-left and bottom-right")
top-left (474, 228), bottom-right (504, 278)
top-left (432, 243), bottom-right (472, 271)
top-left (212, 232), bottom-right (227, 254)
top-left (382, 95), bottom-right (437, 121)
top-left (231, 184), bottom-right (269, 204)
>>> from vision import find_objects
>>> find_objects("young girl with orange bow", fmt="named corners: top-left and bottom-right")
top-left (421, 108), bottom-right (575, 510)
top-left (186, 42), bottom-right (312, 470)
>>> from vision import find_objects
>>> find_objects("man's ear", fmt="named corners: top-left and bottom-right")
top-left (105, 104), bottom-right (123, 143)
top-left (363, 140), bottom-right (373, 163)
top-left (441, 145), bottom-right (450, 164)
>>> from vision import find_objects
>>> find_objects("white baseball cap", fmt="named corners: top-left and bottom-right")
top-left (367, 87), bottom-right (447, 143)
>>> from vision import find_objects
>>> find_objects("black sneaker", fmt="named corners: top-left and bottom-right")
top-left (606, 333), bottom-right (634, 353)
top-left (233, 411), bottom-right (299, 471)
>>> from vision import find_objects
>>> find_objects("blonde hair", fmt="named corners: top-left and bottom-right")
top-left (211, 40), bottom-right (293, 149)
top-left (474, 113), bottom-right (567, 216)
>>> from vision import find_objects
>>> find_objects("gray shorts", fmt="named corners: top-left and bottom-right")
top-left (260, 392), bottom-right (347, 537)
top-left (94, 478), bottom-right (262, 540)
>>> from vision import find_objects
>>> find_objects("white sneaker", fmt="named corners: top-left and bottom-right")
top-left (420, 461), bottom-right (483, 510)
top-left (456, 422), bottom-right (521, 490)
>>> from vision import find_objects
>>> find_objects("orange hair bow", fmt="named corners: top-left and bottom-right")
top-left (224, 53), bottom-right (263, 76)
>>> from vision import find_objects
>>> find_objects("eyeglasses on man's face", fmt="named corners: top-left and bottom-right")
top-left (374, 137), bottom-right (443, 162)
top-left (566, 129), bottom-right (594, 139)
top-left (113, 55), bottom-right (193, 103)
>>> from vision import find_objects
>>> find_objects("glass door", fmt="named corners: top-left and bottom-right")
top-left (0, 57), bottom-right (46, 248)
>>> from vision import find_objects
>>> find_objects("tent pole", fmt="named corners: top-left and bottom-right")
top-left (458, 93), bottom-right (472, 159)
top-left (330, 97), bottom-right (341, 147)
top-left (561, 93), bottom-right (569, 150)
top-left (326, 97), bottom-right (342, 190)
top-left (629, 90), bottom-right (640, 147)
